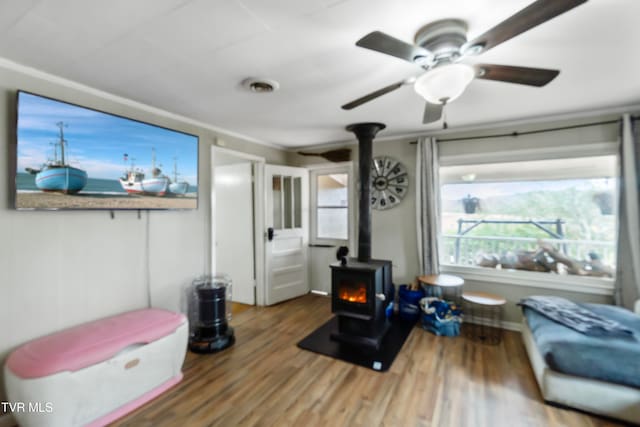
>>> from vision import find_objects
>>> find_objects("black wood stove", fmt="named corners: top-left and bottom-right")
top-left (330, 122), bottom-right (392, 349)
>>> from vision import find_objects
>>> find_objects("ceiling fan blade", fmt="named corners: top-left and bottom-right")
top-left (423, 102), bottom-right (443, 124)
top-left (341, 81), bottom-right (405, 110)
top-left (464, 0), bottom-right (587, 54)
top-left (475, 64), bottom-right (559, 86)
top-left (356, 31), bottom-right (431, 63)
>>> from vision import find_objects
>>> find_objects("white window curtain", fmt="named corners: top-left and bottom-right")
top-left (615, 114), bottom-right (640, 308)
top-left (416, 136), bottom-right (441, 275)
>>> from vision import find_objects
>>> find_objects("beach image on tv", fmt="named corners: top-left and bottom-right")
top-left (15, 91), bottom-right (198, 210)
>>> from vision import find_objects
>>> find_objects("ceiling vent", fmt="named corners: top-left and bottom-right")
top-left (242, 78), bottom-right (279, 93)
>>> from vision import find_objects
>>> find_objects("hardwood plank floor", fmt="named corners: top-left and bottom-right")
top-left (113, 294), bottom-right (624, 427)
top-left (231, 302), bottom-right (252, 316)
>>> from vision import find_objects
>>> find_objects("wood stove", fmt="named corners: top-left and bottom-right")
top-left (330, 122), bottom-right (392, 349)
top-left (330, 259), bottom-right (391, 348)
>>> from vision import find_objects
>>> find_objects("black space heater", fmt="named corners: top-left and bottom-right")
top-left (188, 275), bottom-right (235, 353)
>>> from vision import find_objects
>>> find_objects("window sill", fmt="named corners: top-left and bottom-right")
top-left (310, 239), bottom-right (348, 248)
top-left (309, 243), bottom-right (338, 248)
top-left (439, 264), bottom-right (615, 296)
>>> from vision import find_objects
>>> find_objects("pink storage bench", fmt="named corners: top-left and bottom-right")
top-left (4, 308), bottom-right (188, 427)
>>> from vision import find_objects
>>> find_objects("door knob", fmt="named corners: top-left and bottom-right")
top-left (267, 227), bottom-right (275, 241)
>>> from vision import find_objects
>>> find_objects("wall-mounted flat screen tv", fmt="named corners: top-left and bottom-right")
top-left (15, 90), bottom-right (199, 210)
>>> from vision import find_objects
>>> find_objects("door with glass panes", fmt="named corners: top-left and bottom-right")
top-left (265, 165), bottom-right (309, 305)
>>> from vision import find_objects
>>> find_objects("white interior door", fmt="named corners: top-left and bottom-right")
top-left (265, 165), bottom-right (309, 305)
top-left (214, 162), bottom-right (255, 305)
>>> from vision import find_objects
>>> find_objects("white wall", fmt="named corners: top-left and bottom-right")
top-left (292, 115), bottom-right (632, 324)
top-left (370, 138), bottom-right (420, 285)
top-left (309, 246), bottom-right (335, 294)
top-left (0, 63), bottom-right (286, 405)
top-left (294, 137), bottom-right (420, 287)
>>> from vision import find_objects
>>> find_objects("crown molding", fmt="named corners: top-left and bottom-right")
top-left (288, 103), bottom-right (640, 151)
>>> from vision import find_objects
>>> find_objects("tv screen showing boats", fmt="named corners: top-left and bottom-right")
top-left (15, 91), bottom-right (199, 210)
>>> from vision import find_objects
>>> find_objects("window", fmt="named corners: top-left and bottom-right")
top-left (439, 156), bottom-right (618, 280)
top-left (271, 175), bottom-right (302, 230)
top-left (310, 165), bottom-right (352, 244)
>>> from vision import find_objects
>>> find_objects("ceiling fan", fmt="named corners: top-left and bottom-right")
top-left (341, 0), bottom-right (588, 125)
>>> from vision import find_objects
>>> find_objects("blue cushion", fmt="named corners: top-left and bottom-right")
top-left (524, 303), bottom-right (640, 389)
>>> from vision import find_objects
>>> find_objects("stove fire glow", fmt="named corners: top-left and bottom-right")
top-left (338, 281), bottom-right (367, 304)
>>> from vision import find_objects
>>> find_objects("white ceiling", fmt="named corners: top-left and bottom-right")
top-left (1, 0), bottom-right (639, 148)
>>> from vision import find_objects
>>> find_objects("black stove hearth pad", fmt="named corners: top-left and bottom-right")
top-left (297, 315), bottom-right (415, 372)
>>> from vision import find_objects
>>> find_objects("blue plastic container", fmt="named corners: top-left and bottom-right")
top-left (398, 285), bottom-right (425, 322)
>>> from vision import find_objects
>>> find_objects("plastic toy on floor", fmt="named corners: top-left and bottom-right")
top-left (420, 297), bottom-right (463, 337)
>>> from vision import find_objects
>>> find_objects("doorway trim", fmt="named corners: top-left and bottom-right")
top-left (211, 146), bottom-right (266, 306)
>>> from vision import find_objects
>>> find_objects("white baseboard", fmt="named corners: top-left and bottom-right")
top-left (464, 315), bottom-right (522, 332)
top-left (0, 413), bottom-right (16, 427)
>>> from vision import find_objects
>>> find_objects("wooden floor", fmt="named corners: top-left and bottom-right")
top-left (113, 294), bottom-right (624, 427)
top-left (231, 302), bottom-right (253, 316)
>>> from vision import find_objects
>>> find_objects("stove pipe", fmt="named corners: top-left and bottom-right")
top-left (345, 122), bottom-right (386, 262)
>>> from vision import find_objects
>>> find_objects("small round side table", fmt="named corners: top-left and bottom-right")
top-left (462, 291), bottom-right (507, 345)
top-left (418, 274), bottom-right (464, 306)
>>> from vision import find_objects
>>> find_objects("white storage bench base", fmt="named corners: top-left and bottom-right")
top-left (4, 308), bottom-right (188, 427)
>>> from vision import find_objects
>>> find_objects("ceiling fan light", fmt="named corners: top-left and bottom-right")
top-left (413, 63), bottom-right (475, 104)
